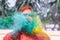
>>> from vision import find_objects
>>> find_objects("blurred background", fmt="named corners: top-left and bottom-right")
top-left (0, 0), bottom-right (60, 31)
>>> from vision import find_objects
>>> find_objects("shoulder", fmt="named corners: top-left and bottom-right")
top-left (3, 32), bottom-right (12, 40)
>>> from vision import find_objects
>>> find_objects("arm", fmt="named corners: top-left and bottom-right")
top-left (32, 15), bottom-right (43, 34)
top-left (32, 15), bottom-right (50, 40)
top-left (12, 12), bottom-right (24, 34)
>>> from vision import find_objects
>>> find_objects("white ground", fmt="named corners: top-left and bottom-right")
top-left (0, 30), bottom-right (60, 40)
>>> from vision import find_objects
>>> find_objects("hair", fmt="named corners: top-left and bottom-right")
top-left (20, 5), bottom-right (32, 12)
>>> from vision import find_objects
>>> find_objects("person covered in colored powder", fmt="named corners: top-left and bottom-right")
top-left (3, 5), bottom-right (50, 40)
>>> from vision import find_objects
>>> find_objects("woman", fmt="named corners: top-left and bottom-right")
top-left (3, 5), bottom-right (50, 40)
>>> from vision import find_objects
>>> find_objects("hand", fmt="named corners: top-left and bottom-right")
top-left (28, 16), bottom-right (32, 22)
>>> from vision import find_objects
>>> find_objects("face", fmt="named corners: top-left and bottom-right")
top-left (22, 9), bottom-right (32, 22)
